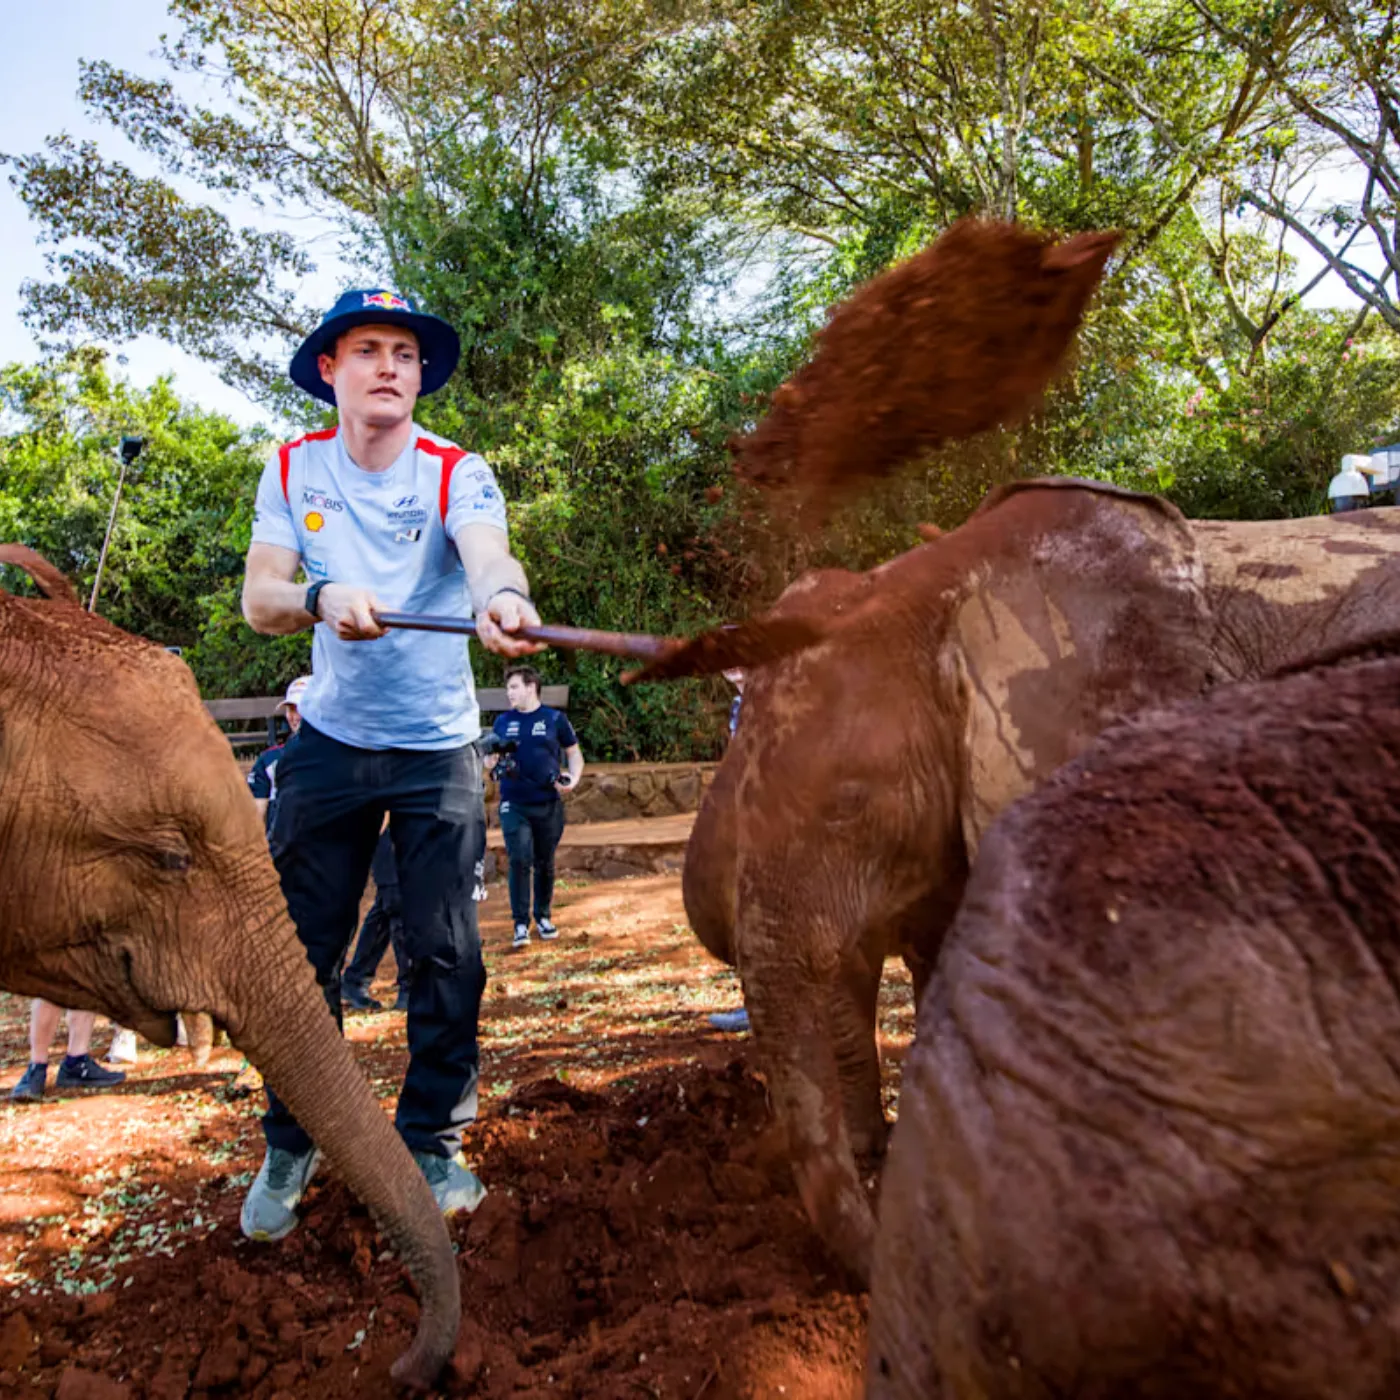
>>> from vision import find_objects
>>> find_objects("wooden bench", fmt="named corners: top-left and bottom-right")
top-left (206, 686), bottom-right (571, 750)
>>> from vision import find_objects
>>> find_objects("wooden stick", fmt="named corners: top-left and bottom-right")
top-left (372, 610), bottom-right (673, 661)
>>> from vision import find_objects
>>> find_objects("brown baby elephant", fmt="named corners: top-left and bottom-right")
top-left (0, 546), bottom-right (458, 1389)
top-left (679, 478), bottom-right (1400, 1284)
top-left (869, 637), bottom-right (1400, 1398)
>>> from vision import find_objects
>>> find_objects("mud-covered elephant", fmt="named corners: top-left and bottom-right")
top-left (0, 546), bottom-right (458, 1389)
top-left (683, 479), bottom-right (1400, 1281)
top-left (868, 636), bottom-right (1400, 1398)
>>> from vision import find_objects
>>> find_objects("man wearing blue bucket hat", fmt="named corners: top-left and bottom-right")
top-left (239, 289), bottom-right (542, 1240)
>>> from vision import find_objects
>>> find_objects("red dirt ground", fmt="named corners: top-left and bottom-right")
top-left (0, 873), bottom-right (915, 1398)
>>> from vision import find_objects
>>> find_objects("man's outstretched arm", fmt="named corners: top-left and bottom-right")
top-left (242, 542), bottom-right (385, 640)
top-left (454, 522), bottom-right (545, 658)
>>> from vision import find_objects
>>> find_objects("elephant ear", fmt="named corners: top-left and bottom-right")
top-left (948, 480), bottom-right (1212, 856)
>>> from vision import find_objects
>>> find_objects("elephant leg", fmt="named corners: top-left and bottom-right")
top-left (830, 947), bottom-right (887, 1158)
top-left (742, 923), bottom-right (877, 1285)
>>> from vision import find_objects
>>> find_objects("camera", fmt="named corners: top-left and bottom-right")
top-left (119, 436), bottom-right (145, 466)
top-left (479, 731), bottom-right (519, 781)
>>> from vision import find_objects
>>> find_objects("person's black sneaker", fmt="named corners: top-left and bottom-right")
top-left (535, 917), bottom-right (559, 941)
top-left (9, 1064), bottom-right (47, 1103)
top-left (341, 988), bottom-right (384, 1013)
top-left (512, 924), bottom-right (530, 950)
top-left (55, 1055), bottom-right (126, 1090)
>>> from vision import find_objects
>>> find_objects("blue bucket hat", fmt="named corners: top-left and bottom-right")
top-left (289, 288), bottom-right (461, 406)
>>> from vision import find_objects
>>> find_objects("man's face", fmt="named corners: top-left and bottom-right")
top-left (505, 674), bottom-right (538, 710)
top-left (318, 323), bottom-right (422, 426)
top-left (286, 705), bottom-right (302, 733)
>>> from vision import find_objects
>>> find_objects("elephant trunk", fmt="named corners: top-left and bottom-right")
top-left (222, 917), bottom-right (460, 1390)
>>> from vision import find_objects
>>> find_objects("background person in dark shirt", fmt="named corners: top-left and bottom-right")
top-left (488, 666), bottom-right (584, 950)
top-left (247, 675), bottom-right (308, 830)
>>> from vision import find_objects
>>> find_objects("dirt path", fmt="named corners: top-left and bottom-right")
top-left (0, 873), bottom-right (915, 1398)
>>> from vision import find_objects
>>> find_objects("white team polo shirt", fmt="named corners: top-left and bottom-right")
top-left (250, 425), bottom-right (509, 750)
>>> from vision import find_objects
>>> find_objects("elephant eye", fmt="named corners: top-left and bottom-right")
top-left (140, 833), bottom-right (192, 872)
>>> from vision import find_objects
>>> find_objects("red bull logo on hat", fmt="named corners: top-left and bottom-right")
top-left (362, 290), bottom-right (412, 312)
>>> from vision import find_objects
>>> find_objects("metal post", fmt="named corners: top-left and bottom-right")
top-left (88, 436), bottom-right (144, 614)
top-left (88, 459), bottom-right (130, 612)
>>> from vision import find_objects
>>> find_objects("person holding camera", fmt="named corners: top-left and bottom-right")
top-left (488, 666), bottom-right (584, 950)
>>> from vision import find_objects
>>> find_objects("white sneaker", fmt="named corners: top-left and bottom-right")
top-left (107, 1028), bottom-right (138, 1065)
top-left (240, 1147), bottom-right (322, 1241)
top-left (412, 1151), bottom-right (488, 1216)
top-left (512, 924), bottom-right (530, 950)
top-left (535, 918), bottom-right (559, 941)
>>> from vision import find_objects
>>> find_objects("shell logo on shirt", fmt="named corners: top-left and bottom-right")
top-left (304, 510), bottom-right (326, 533)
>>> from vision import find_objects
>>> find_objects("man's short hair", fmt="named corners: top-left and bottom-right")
top-left (505, 665), bottom-right (542, 694)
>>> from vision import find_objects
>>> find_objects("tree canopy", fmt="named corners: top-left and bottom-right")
top-left (4, 0), bottom-right (1400, 757)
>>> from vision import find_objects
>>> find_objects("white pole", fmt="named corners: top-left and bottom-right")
top-left (88, 457), bottom-right (132, 614)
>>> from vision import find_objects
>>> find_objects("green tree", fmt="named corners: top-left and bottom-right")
top-left (0, 350), bottom-right (309, 694)
top-left (5, 0), bottom-right (688, 405)
top-left (7, 0), bottom-right (1397, 762)
top-left (1185, 0), bottom-right (1400, 330)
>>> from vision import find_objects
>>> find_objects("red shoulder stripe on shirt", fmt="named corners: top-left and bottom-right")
top-left (276, 428), bottom-right (339, 503)
top-left (416, 437), bottom-right (468, 526)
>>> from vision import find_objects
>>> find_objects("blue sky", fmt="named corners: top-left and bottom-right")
top-left (1, 0), bottom-right (346, 429)
top-left (2, 2), bottom-right (1373, 435)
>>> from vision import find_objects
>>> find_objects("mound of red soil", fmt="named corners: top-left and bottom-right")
top-left (731, 219), bottom-right (1120, 520)
top-left (0, 876), bottom-right (914, 1398)
top-left (0, 1060), bottom-right (864, 1399)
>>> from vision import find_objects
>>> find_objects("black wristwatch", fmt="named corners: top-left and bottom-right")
top-left (304, 579), bottom-right (332, 621)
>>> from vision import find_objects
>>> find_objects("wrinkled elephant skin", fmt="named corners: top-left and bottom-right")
top-left (869, 643), bottom-right (1400, 1399)
top-left (685, 481), bottom-right (1400, 1282)
top-left (0, 546), bottom-right (459, 1389)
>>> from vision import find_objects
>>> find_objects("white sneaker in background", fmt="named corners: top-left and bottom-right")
top-left (107, 1027), bottom-right (139, 1065)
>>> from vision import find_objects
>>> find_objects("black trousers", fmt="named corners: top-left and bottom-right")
top-left (342, 882), bottom-right (410, 998)
top-left (498, 797), bottom-right (565, 926)
top-left (264, 721), bottom-right (485, 1158)
top-left (341, 831), bottom-right (411, 997)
